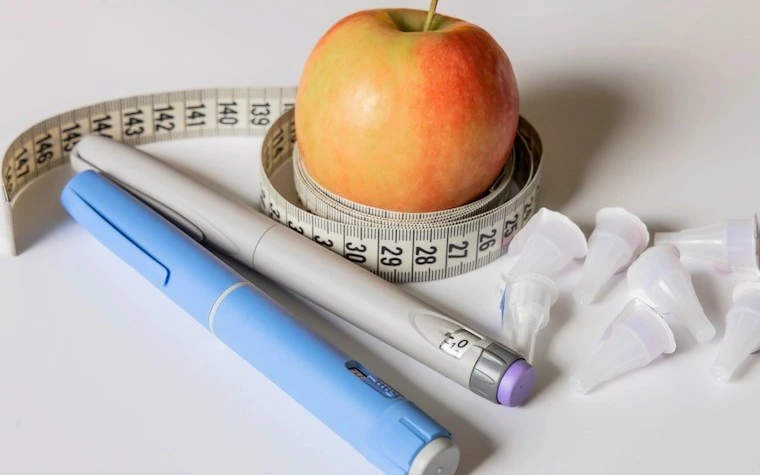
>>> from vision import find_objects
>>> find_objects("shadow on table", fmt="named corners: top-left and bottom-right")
top-left (520, 76), bottom-right (636, 210)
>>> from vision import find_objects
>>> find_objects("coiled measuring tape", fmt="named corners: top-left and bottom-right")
top-left (1, 86), bottom-right (542, 283)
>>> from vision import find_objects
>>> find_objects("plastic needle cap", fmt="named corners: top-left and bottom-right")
top-left (507, 208), bottom-right (588, 277)
top-left (653, 215), bottom-right (760, 274)
top-left (499, 273), bottom-right (559, 363)
top-left (574, 207), bottom-right (650, 305)
top-left (626, 245), bottom-right (716, 343)
top-left (710, 282), bottom-right (760, 382)
top-left (571, 298), bottom-right (676, 394)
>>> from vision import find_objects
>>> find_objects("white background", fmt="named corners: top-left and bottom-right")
top-left (2, 1), bottom-right (760, 474)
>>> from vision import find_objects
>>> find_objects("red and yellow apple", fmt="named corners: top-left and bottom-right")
top-left (294, 6), bottom-right (519, 213)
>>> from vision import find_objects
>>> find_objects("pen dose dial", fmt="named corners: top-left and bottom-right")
top-left (410, 311), bottom-right (485, 359)
top-left (440, 329), bottom-right (480, 358)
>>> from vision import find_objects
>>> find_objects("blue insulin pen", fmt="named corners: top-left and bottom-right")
top-left (60, 170), bottom-right (460, 475)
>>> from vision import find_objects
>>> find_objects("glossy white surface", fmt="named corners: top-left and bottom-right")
top-left (2, 1), bottom-right (760, 474)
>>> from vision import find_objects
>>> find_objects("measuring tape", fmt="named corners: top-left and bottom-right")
top-left (1, 86), bottom-right (542, 282)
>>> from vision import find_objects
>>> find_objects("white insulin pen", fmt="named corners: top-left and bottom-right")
top-left (69, 136), bottom-right (535, 407)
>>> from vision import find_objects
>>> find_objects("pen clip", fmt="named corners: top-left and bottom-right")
top-left (63, 177), bottom-right (170, 286)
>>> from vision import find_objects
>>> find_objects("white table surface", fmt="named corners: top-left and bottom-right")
top-left (2, 1), bottom-right (760, 474)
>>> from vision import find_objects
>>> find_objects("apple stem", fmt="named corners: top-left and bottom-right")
top-left (423, 0), bottom-right (439, 31)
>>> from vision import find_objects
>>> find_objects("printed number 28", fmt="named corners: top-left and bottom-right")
top-left (414, 245), bottom-right (437, 265)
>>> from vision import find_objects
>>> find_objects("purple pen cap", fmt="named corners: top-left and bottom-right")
top-left (497, 359), bottom-right (535, 407)
top-left (472, 343), bottom-right (536, 406)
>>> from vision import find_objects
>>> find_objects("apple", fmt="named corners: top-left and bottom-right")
top-left (294, 2), bottom-right (519, 213)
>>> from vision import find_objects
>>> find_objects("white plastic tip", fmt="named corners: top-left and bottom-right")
top-left (653, 215), bottom-right (760, 274)
top-left (626, 244), bottom-right (716, 343)
top-left (0, 185), bottom-right (16, 257)
top-left (574, 207), bottom-right (650, 305)
top-left (507, 207), bottom-right (588, 277)
top-left (571, 298), bottom-right (675, 394)
top-left (499, 272), bottom-right (559, 363)
top-left (710, 281), bottom-right (760, 383)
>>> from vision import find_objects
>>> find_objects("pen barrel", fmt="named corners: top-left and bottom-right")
top-left (67, 136), bottom-right (529, 405)
top-left (59, 170), bottom-right (457, 475)
top-left (212, 284), bottom-right (453, 474)
top-left (254, 226), bottom-right (529, 405)
top-left (69, 135), bottom-right (272, 264)
top-left (254, 228), bottom-right (475, 381)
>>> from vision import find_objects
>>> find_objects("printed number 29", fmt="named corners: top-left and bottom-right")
top-left (380, 245), bottom-right (403, 266)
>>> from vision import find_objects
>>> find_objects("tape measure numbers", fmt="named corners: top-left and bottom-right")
top-left (1, 86), bottom-right (542, 283)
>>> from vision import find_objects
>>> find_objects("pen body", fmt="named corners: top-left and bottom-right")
top-left (255, 226), bottom-right (484, 384)
top-left (60, 170), bottom-right (458, 475)
top-left (59, 168), bottom-right (239, 326)
top-left (254, 227), bottom-right (533, 406)
top-left (70, 136), bottom-right (533, 406)
top-left (214, 284), bottom-right (453, 471)
top-left (70, 135), bottom-right (272, 265)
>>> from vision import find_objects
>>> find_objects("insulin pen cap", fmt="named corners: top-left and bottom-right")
top-left (471, 342), bottom-right (536, 407)
top-left (499, 359), bottom-right (535, 406)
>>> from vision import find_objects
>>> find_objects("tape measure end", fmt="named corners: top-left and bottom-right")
top-left (0, 185), bottom-right (17, 257)
top-left (0, 243), bottom-right (18, 258)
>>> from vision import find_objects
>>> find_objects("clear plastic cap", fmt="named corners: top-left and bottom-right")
top-left (499, 272), bottom-right (559, 363)
top-left (574, 207), bottom-right (650, 305)
top-left (626, 244), bottom-right (716, 343)
top-left (653, 215), bottom-right (759, 274)
top-left (710, 282), bottom-right (760, 382)
top-left (507, 208), bottom-right (588, 277)
top-left (571, 298), bottom-right (676, 394)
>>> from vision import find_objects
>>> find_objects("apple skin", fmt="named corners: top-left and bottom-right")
top-left (294, 8), bottom-right (519, 213)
